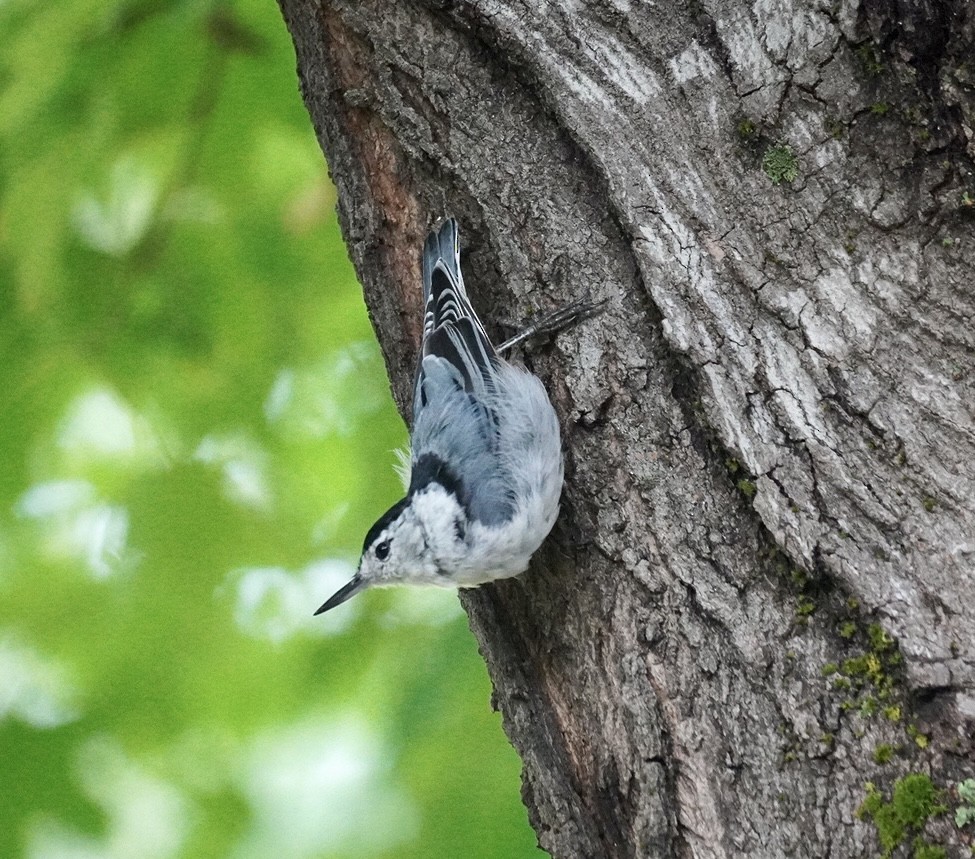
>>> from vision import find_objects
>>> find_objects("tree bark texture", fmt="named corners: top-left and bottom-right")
top-left (278, 1), bottom-right (975, 856)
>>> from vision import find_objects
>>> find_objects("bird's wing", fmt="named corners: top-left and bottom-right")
top-left (420, 218), bottom-right (492, 349)
top-left (415, 218), bottom-right (495, 400)
top-left (409, 219), bottom-right (514, 526)
top-left (410, 355), bottom-right (514, 526)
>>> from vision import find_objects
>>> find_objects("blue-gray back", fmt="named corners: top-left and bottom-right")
top-left (410, 220), bottom-right (515, 526)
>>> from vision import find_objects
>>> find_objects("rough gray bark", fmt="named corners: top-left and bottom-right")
top-left (278, 1), bottom-right (975, 856)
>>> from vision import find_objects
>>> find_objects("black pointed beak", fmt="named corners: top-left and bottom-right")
top-left (314, 574), bottom-right (365, 615)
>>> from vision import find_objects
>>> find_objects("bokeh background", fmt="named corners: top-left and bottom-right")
top-left (0, 1), bottom-right (542, 856)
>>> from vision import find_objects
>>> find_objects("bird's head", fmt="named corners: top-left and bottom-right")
top-left (314, 497), bottom-right (437, 614)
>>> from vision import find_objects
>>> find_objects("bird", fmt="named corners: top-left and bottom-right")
top-left (315, 218), bottom-right (595, 614)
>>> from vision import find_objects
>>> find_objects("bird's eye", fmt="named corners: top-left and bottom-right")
top-left (374, 540), bottom-right (391, 561)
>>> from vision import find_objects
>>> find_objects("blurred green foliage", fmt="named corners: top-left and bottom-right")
top-left (0, 1), bottom-right (542, 856)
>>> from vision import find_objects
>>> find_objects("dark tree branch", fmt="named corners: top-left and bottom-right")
top-left (279, 1), bottom-right (975, 855)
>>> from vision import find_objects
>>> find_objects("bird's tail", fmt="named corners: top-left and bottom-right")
top-left (421, 218), bottom-right (491, 346)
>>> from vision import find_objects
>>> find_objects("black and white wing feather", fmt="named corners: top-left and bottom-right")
top-left (418, 218), bottom-right (495, 397)
top-left (409, 219), bottom-right (515, 526)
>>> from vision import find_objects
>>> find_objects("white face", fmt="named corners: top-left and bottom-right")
top-left (316, 502), bottom-right (428, 614)
top-left (361, 484), bottom-right (471, 588)
top-left (316, 487), bottom-right (467, 613)
top-left (358, 504), bottom-right (438, 587)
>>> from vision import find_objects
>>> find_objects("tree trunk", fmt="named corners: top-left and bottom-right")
top-left (278, 1), bottom-right (975, 855)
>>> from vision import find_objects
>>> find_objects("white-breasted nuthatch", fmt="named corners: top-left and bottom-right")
top-left (315, 218), bottom-right (595, 614)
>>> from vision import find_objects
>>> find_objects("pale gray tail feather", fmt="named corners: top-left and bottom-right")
top-left (420, 218), bottom-right (491, 347)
